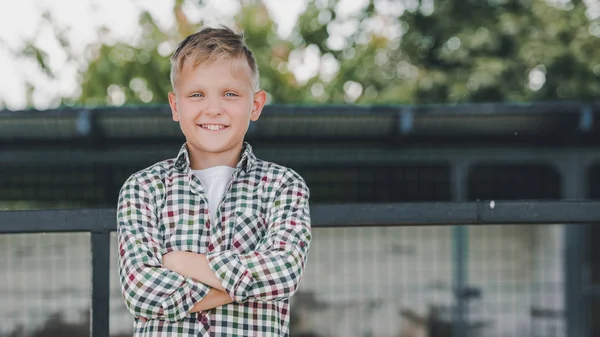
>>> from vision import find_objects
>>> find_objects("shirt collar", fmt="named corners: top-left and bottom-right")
top-left (174, 142), bottom-right (256, 173)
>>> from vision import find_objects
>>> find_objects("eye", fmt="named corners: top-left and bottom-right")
top-left (224, 92), bottom-right (238, 97)
top-left (189, 93), bottom-right (203, 98)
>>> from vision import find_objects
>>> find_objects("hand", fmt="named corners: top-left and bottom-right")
top-left (190, 289), bottom-right (234, 312)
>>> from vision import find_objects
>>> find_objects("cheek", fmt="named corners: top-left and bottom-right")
top-left (177, 103), bottom-right (197, 121)
top-left (228, 101), bottom-right (253, 117)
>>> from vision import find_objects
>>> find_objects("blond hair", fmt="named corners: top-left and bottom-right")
top-left (170, 26), bottom-right (260, 91)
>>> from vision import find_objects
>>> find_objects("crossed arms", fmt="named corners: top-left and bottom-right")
top-left (116, 175), bottom-right (312, 322)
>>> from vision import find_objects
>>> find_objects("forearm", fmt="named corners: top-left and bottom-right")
top-left (117, 176), bottom-right (213, 322)
top-left (190, 289), bottom-right (234, 312)
top-left (121, 264), bottom-right (209, 321)
top-left (206, 247), bottom-right (307, 302)
top-left (165, 252), bottom-right (225, 291)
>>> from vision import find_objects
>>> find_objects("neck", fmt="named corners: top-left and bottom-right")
top-left (188, 143), bottom-right (243, 170)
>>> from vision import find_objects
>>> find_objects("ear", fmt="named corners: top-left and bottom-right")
top-left (168, 91), bottom-right (179, 122)
top-left (250, 90), bottom-right (267, 122)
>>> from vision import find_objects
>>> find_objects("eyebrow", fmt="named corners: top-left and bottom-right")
top-left (184, 83), bottom-right (247, 92)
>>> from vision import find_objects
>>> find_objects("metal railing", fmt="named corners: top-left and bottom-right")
top-left (1, 201), bottom-right (599, 337)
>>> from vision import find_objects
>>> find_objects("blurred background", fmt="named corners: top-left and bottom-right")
top-left (2, 0), bottom-right (600, 336)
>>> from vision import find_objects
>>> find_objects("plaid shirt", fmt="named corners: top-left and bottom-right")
top-left (117, 142), bottom-right (312, 336)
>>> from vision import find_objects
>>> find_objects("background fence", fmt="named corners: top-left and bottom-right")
top-left (2, 103), bottom-right (600, 337)
top-left (1, 203), bottom-right (597, 337)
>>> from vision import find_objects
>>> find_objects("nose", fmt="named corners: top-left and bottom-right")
top-left (204, 97), bottom-right (222, 116)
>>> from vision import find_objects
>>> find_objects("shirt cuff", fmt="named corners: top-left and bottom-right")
top-left (161, 277), bottom-right (210, 322)
top-left (205, 250), bottom-right (254, 302)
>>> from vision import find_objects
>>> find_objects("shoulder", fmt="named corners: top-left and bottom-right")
top-left (251, 158), bottom-right (309, 195)
top-left (119, 158), bottom-right (176, 195)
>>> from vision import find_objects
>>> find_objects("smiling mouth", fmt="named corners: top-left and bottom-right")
top-left (198, 124), bottom-right (228, 131)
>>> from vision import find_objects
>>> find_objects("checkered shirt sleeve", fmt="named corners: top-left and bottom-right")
top-left (117, 175), bottom-right (210, 322)
top-left (205, 177), bottom-right (312, 302)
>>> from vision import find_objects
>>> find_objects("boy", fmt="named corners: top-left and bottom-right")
top-left (116, 26), bottom-right (312, 336)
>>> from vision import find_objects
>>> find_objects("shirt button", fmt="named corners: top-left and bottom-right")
top-left (198, 311), bottom-right (208, 321)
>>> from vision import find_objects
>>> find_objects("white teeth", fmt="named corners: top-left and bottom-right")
top-left (201, 124), bottom-right (225, 131)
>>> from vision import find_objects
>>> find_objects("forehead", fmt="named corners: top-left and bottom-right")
top-left (178, 56), bottom-right (254, 87)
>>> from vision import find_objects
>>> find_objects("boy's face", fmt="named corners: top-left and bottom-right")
top-left (168, 57), bottom-right (265, 164)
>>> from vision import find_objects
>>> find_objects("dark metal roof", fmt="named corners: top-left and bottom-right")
top-left (2, 101), bottom-right (600, 148)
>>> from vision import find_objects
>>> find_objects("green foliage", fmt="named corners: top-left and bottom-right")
top-left (77, 12), bottom-right (173, 106)
top-left (12, 0), bottom-right (600, 106)
top-left (398, 0), bottom-right (600, 103)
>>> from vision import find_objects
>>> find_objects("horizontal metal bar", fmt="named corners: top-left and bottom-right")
top-left (3, 101), bottom-right (600, 147)
top-left (476, 201), bottom-right (600, 224)
top-left (2, 201), bottom-right (600, 234)
top-left (312, 201), bottom-right (600, 227)
top-left (311, 203), bottom-right (476, 226)
top-left (0, 208), bottom-right (116, 233)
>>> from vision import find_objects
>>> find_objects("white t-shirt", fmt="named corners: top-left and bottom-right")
top-left (192, 166), bottom-right (236, 223)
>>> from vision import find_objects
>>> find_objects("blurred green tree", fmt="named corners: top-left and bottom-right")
top-left (10, 0), bottom-right (600, 106)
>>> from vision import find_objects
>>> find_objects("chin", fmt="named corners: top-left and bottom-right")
top-left (189, 140), bottom-right (241, 154)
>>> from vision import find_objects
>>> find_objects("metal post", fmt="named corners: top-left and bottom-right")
top-left (451, 161), bottom-right (469, 337)
top-left (90, 231), bottom-right (111, 337)
top-left (565, 225), bottom-right (589, 337)
top-left (561, 157), bottom-right (590, 337)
